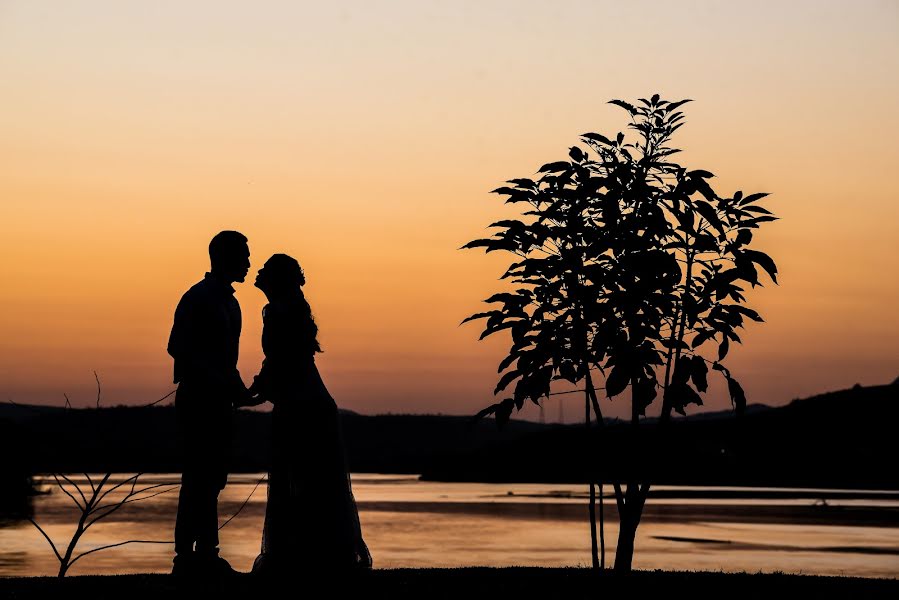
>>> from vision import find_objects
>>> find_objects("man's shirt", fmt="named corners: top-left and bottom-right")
top-left (167, 272), bottom-right (243, 394)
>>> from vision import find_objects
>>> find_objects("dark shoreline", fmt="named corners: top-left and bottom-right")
top-left (4, 382), bottom-right (899, 491)
top-left (1, 569), bottom-right (897, 600)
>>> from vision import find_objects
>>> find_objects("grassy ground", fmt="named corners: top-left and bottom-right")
top-left (1, 568), bottom-right (897, 599)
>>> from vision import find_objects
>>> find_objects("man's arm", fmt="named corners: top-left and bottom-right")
top-left (167, 292), bottom-right (195, 384)
top-left (167, 289), bottom-right (221, 385)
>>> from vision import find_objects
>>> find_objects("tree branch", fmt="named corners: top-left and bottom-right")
top-left (94, 371), bottom-right (101, 409)
top-left (51, 474), bottom-right (84, 510)
top-left (68, 539), bottom-right (172, 569)
top-left (26, 518), bottom-right (63, 563)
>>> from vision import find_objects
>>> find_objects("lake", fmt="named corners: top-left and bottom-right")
top-left (1, 474), bottom-right (897, 578)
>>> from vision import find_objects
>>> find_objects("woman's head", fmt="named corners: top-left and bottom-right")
top-left (255, 253), bottom-right (321, 352)
top-left (254, 254), bottom-right (306, 296)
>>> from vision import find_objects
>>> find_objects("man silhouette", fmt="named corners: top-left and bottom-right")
top-left (168, 231), bottom-right (251, 576)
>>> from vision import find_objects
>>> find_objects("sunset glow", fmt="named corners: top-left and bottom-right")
top-left (2, 1), bottom-right (897, 419)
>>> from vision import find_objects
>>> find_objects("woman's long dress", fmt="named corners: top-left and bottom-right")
top-left (251, 298), bottom-right (372, 573)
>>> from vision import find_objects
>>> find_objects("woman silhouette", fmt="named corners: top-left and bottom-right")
top-left (244, 254), bottom-right (371, 575)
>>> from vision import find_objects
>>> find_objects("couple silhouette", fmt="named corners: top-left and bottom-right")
top-left (167, 231), bottom-right (372, 578)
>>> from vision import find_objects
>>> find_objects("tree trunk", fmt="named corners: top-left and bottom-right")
top-left (589, 482), bottom-right (599, 569)
top-left (599, 482), bottom-right (605, 570)
top-left (613, 481), bottom-right (650, 573)
top-left (614, 510), bottom-right (638, 573)
top-left (615, 383), bottom-right (650, 574)
top-left (583, 368), bottom-right (605, 571)
top-left (585, 391), bottom-right (599, 570)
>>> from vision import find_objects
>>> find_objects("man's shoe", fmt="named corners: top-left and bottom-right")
top-left (171, 552), bottom-right (198, 577)
top-left (195, 552), bottom-right (238, 577)
top-left (210, 555), bottom-right (238, 577)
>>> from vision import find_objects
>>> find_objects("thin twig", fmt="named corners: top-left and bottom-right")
top-left (51, 474), bottom-right (84, 510)
top-left (68, 539), bottom-right (172, 569)
top-left (95, 473), bottom-right (142, 505)
top-left (88, 481), bottom-right (178, 532)
top-left (7, 397), bottom-right (46, 415)
top-left (117, 485), bottom-right (179, 505)
top-left (92, 484), bottom-right (180, 522)
top-left (57, 474), bottom-right (88, 508)
top-left (143, 389), bottom-right (176, 408)
top-left (547, 385), bottom-right (606, 398)
top-left (218, 475), bottom-right (267, 531)
top-left (27, 518), bottom-right (63, 563)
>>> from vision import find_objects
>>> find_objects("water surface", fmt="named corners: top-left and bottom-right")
top-left (1, 474), bottom-right (896, 578)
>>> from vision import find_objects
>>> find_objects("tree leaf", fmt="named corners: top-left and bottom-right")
top-left (741, 215), bottom-right (779, 227)
top-left (474, 398), bottom-right (515, 427)
top-left (726, 375), bottom-right (746, 415)
top-left (691, 355), bottom-right (709, 393)
top-left (460, 238), bottom-right (492, 250)
top-left (732, 305), bottom-right (764, 322)
top-left (605, 364), bottom-right (630, 397)
top-left (718, 336), bottom-right (730, 360)
top-left (484, 292), bottom-right (527, 305)
top-left (490, 186), bottom-right (520, 195)
top-left (582, 132), bottom-right (614, 146)
top-left (743, 249), bottom-right (778, 284)
top-left (559, 361), bottom-right (578, 382)
top-left (479, 320), bottom-right (516, 340)
top-left (498, 352), bottom-right (519, 372)
top-left (672, 356), bottom-right (691, 385)
top-left (538, 161), bottom-right (571, 173)
top-left (691, 330), bottom-right (713, 348)
top-left (742, 205), bottom-right (773, 215)
top-left (495, 398), bottom-right (514, 426)
top-left (665, 382), bottom-right (703, 416)
top-left (507, 178), bottom-right (536, 188)
top-left (739, 192), bottom-right (769, 206)
top-left (608, 99), bottom-right (638, 115)
top-left (693, 177), bottom-right (717, 202)
top-left (694, 199), bottom-right (723, 233)
top-left (666, 99), bottom-right (693, 112)
top-left (633, 378), bottom-right (658, 415)
top-left (461, 311), bottom-right (495, 325)
top-left (487, 219), bottom-right (525, 229)
top-left (569, 146), bottom-right (585, 162)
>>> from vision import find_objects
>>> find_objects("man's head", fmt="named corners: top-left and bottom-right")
top-left (209, 230), bottom-right (250, 283)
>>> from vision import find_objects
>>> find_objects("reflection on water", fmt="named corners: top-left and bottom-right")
top-left (1, 474), bottom-right (897, 578)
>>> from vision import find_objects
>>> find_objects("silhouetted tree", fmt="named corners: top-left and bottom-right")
top-left (29, 472), bottom-right (176, 578)
top-left (22, 376), bottom-right (263, 577)
top-left (464, 94), bottom-right (777, 572)
top-left (23, 374), bottom-right (179, 577)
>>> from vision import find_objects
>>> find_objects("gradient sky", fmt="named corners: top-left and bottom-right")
top-left (1, 1), bottom-right (897, 420)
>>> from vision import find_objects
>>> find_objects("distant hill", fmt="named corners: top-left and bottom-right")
top-left (421, 382), bottom-right (899, 489)
top-left (1, 380), bottom-right (896, 489)
top-left (0, 403), bottom-right (550, 476)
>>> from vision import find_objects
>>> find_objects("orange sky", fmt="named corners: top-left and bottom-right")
top-left (1, 1), bottom-right (897, 420)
